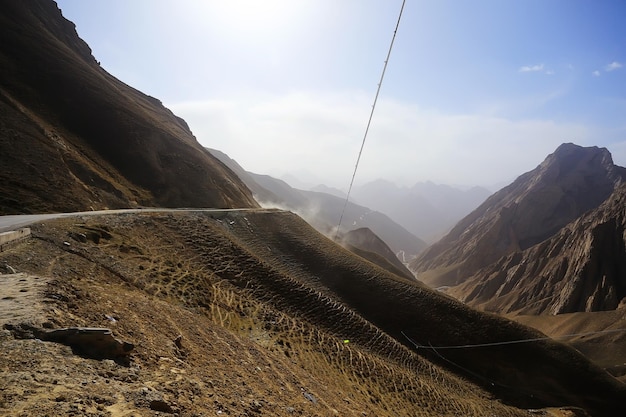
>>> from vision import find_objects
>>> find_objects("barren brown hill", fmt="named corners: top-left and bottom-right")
top-left (448, 181), bottom-right (626, 315)
top-left (410, 143), bottom-right (626, 288)
top-left (1, 210), bottom-right (625, 416)
top-left (340, 227), bottom-right (415, 280)
top-left (444, 181), bottom-right (626, 382)
top-left (0, 0), bottom-right (257, 214)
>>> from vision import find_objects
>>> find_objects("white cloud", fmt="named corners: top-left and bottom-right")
top-left (169, 90), bottom-right (596, 189)
top-left (592, 70), bottom-right (601, 77)
top-left (605, 61), bottom-right (623, 72)
top-left (519, 64), bottom-right (544, 73)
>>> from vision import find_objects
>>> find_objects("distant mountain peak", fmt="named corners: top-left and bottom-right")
top-left (538, 142), bottom-right (616, 177)
top-left (410, 143), bottom-right (626, 288)
top-left (553, 141), bottom-right (605, 155)
top-left (450, 181), bottom-right (626, 315)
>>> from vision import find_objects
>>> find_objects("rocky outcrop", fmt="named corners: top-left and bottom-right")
top-left (0, 0), bottom-right (258, 213)
top-left (410, 143), bottom-right (626, 288)
top-left (448, 182), bottom-right (626, 315)
top-left (5, 323), bottom-right (133, 360)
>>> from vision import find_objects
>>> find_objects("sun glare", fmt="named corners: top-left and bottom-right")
top-left (209, 0), bottom-right (305, 39)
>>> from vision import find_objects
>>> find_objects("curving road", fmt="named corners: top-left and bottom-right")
top-left (0, 208), bottom-right (278, 233)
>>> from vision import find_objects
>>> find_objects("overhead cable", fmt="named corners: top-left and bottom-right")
top-left (401, 328), bottom-right (626, 350)
top-left (334, 0), bottom-right (406, 240)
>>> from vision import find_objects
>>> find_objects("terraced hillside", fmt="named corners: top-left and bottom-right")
top-left (1, 210), bottom-right (624, 416)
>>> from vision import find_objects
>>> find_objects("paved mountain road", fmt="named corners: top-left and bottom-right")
top-left (0, 208), bottom-right (278, 233)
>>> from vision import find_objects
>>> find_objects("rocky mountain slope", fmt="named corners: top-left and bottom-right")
top-left (410, 143), bottom-right (626, 288)
top-left (1, 211), bottom-right (624, 416)
top-left (448, 181), bottom-right (626, 315)
top-left (0, 0), bottom-right (257, 214)
top-left (208, 148), bottom-right (428, 258)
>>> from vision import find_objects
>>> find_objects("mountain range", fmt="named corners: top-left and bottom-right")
top-left (409, 142), bottom-right (626, 383)
top-left (449, 180), bottom-right (626, 314)
top-left (444, 148), bottom-right (626, 315)
top-left (208, 148), bottom-right (429, 259)
top-left (351, 179), bottom-right (491, 242)
top-left (1, 1), bottom-right (625, 416)
top-left (410, 143), bottom-right (626, 290)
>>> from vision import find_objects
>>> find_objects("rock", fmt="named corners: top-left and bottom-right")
top-left (69, 232), bottom-right (87, 243)
top-left (1, 263), bottom-right (17, 274)
top-left (173, 334), bottom-right (183, 349)
top-left (149, 399), bottom-right (174, 413)
top-left (4, 324), bottom-right (133, 360)
top-left (43, 327), bottom-right (134, 359)
top-left (249, 399), bottom-right (262, 413)
top-left (303, 392), bottom-right (317, 404)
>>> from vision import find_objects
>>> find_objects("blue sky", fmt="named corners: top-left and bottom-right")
top-left (56, 0), bottom-right (626, 189)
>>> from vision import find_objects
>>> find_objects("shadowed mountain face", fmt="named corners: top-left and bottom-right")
top-left (410, 143), bottom-right (626, 288)
top-left (0, 0), bottom-right (257, 214)
top-left (449, 182), bottom-right (626, 315)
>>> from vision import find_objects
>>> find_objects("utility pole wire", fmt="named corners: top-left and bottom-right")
top-left (334, 0), bottom-right (406, 241)
top-left (401, 328), bottom-right (626, 350)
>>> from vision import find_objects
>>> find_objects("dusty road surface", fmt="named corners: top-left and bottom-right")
top-left (0, 208), bottom-right (278, 233)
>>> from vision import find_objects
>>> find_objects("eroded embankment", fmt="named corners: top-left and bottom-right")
top-left (0, 211), bottom-right (535, 417)
top-left (0, 210), bottom-right (623, 416)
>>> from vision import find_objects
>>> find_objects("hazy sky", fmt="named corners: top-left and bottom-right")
top-left (56, 0), bottom-right (626, 190)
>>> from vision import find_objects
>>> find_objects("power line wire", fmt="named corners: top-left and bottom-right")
top-left (402, 328), bottom-right (626, 400)
top-left (334, 0), bottom-right (406, 240)
top-left (401, 328), bottom-right (626, 350)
